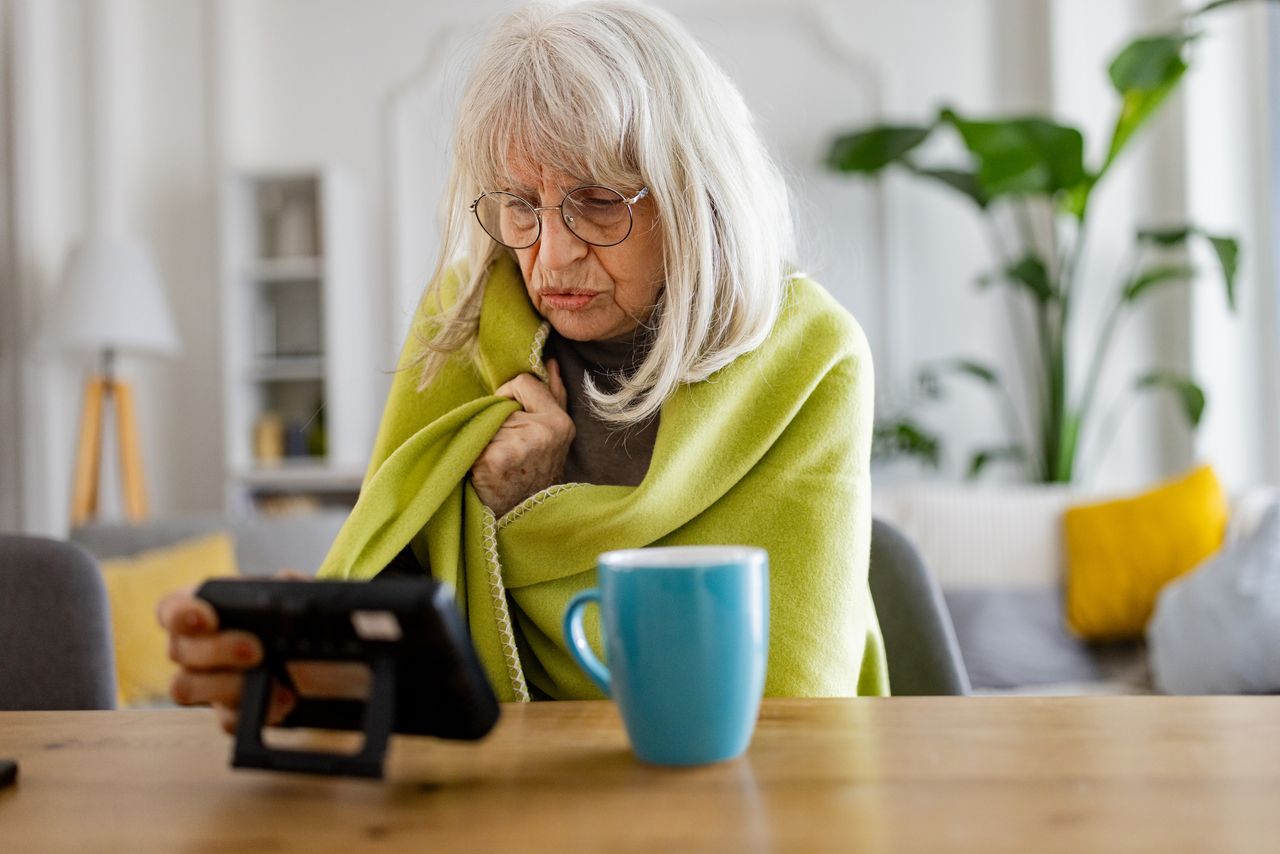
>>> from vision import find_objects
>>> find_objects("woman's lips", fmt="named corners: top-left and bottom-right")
top-left (541, 292), bottom-right (599, 311)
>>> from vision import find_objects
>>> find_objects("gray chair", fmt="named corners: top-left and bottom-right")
top-left (0, 534), bottom-right (117, 709)
top-left (869, 519), bottom-right (971, 696)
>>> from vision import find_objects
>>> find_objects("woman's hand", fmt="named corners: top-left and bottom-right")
top-left (157, 575), bottom-right (304, 734)
top-left (471, 358), bottom-right (575, 517)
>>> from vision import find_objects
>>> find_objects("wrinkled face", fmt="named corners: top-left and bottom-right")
top-left (502, 163), bottom-right (664, 341)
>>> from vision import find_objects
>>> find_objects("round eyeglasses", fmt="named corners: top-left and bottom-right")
top-left (469, 185), bottom-right (650, 249)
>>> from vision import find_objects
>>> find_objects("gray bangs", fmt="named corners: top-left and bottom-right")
top-left (457, 17), bottom-right (645, 192)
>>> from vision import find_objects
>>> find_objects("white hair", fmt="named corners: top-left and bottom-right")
top-left (411, 0), bottom-right (795, 425)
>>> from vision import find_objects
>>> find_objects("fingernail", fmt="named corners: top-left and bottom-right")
top-left (234, 641), bottom-right (256, 662)
top-left (184, 612), bottom-right (203, 631)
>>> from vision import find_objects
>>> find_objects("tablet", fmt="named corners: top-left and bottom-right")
top-left (197, 576), bottom-right (500, 776)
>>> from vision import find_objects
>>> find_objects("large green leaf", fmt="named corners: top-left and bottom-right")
top-left (975, 255), bottom-right (1055, 302)
top-left (967, 445), bottom-right (1027, 480)
top-left (1101, 34), bottom-right (1194, 174)
top-left (916, 359), bottom-right (1004, 403)
top-left (827, 125), bottom-right (933, 173)
top-left (1135, 372), bottom-right (1206, 427)
top-left (1191, 0), bottom-right (1280, 15)
top-left (872, 418), bottom-right (943, 468)
top-left (940, 109), bottom-right (1087, 200)
top-left (906, 166), bottom-right (989, 208)
top-left (946, 359), bottom-right (1000, 386)
top-left (1060, 177), bottom-right (1097, 220)
top-left (1004, 255), bottom-right (1054, 303)
top-left (1122, 264), bottom-right (1197, 302)
top-left (1109, 34), bottom-right (1194, 90)
top-left (1136, 226), bottom-right (1193, 245)
top-left (1207, 236), bottom-right (1240, 309)
top-left (1137, 226), bottom-right (1240, 309)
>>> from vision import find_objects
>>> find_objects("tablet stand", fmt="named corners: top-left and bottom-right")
top-left (199, 576), bottom-right (502, 779)
top-left (232, 655), bottom-right (398, 779)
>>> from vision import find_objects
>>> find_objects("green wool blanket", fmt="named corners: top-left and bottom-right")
top-left (317, 255), bottom-right (888, 701)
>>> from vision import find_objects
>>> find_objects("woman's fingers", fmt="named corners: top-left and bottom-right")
top-left (214, 702), bottom-right (238, 734)
top-left (158, 579), bottom-right (301, 737)
top-left (475, 369), bottom-right (575, 516)
top-left (170, 670), bottom-right (245, 708)
top-left (495, 372), bottom-right (566, 415)
top-left (266, 683), bottom-right (297, 725)
top-left (211, 684), bottom-right (296, 734)
top-left (169, 630), bottom-right (263, 672)
top-left (156, 586), bottom-right (219, 636)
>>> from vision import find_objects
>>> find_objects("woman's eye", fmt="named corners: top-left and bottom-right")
top-left (571, 193), bottom-right (620, 210)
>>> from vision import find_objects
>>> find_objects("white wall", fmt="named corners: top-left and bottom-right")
top-left (0, 0), bottom-right (20, 531)
top-left (1184, 0), bottom-right (1280, 487)
top-left (11, 0), bottom-right (90, 536)
top-left (10, 0), bottom-right (221, 536)
top-left (6, 0), bottom-right (1274, 536)
top-left (128, 0), bottom-right (224, 519)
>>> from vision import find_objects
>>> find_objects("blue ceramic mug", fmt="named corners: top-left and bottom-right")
top-left (563, 546), bottom-right (769, 766)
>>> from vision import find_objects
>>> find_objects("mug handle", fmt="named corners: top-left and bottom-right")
top-left (563, 589), bottom-right (611, 696)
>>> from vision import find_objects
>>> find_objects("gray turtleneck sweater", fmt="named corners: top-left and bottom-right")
top-left (545, 326), bottom-right (658, 487)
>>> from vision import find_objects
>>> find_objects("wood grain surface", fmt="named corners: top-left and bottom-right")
top-left (1, 697), bottom-right (1278, 852)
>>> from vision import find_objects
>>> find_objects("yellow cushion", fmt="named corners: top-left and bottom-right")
top-left (101, 532), bottom-right (239, 707)
top-left (1063, 464), bottom-right (1227, 641)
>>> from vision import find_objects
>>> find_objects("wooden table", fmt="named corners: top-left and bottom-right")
top-left (1, 697), bottom-right (1278, 852)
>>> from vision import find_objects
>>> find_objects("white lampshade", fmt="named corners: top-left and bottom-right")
top-left (43, 237), bottom-right (182, 357)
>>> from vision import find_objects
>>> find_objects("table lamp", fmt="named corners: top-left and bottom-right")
top-left (44, 237), bottom-right (182, 526)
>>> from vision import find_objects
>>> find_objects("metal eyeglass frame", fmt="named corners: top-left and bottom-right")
top-left (469, 185), bottom-right (650, 249)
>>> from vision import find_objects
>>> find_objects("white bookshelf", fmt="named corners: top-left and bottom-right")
top-left (221, 167), bottom-right (374, 514)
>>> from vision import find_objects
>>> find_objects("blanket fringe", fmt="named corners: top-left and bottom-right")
top-left (528, 322), bottom-right (550, 379)
top-left (481, 506), bottom-right (532, 702)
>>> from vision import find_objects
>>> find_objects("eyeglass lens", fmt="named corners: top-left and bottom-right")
top-left (474, 186), bottom-right (635, 249)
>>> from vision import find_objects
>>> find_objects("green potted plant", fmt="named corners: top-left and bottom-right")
top-left (827, 0), bottom-right (1265, 483)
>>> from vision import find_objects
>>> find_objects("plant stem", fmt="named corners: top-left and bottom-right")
top-left (1047, 200), bottom-right (1095, 482)
top-left (1011, 200), bottom-right (1067, 481)
top-left (983, 215), bottom-right (1048, 479)
top-left (1046, 304), bottom-right (1067, 481)
top-left (1013, 199), bottom-right (1074, 480)
top-left (1076, 252), bottom-right (1141, 454)
top-left (1006, 215), bottom-right (1055, 432)
top-left (1014, 198), bottom-right (1040, 261)
top-left (1060, 216), bottom-right (1088, 309)
top-left (1076, 298), bottom-right (1126, 440)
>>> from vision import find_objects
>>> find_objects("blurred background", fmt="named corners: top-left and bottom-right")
top-left (1, 0), bottom-right (1277, 538)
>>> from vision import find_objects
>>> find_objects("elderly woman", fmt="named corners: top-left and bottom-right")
top-left (160, 0), bottom-right (886, 727)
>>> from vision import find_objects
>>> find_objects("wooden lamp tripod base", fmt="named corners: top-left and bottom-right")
top-left (70, 349), bottom-right (149, 527)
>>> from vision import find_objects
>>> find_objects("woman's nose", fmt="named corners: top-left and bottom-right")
top-left (537, 208), bottom-right (588, 269)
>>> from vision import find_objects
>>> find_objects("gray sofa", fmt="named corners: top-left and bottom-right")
top-left (70, 510), bottom-right (350, 577)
